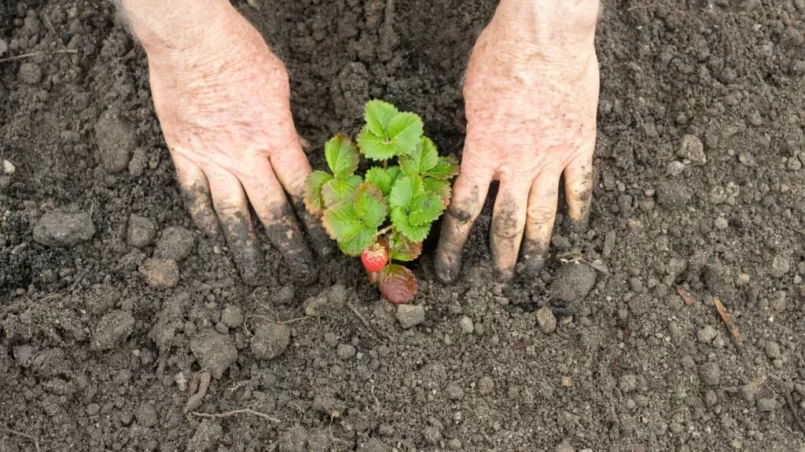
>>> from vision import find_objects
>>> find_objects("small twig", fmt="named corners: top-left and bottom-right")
top-left (0, 427), bottom-right (42, 452)
top-left (676, 288), bottom-right (697, 306)
top-left (714, 296), bottom-right (743, 349)
top-left (0, 49), bottom-right (77, 64)
top-left (347, 302), bottom-right (373, 330)
top-left (783, 388), bottom-right (805, 434)
top-left (347, 302), bottom-right (391, 341)
top-left (190, 409), bottom-right (280, 423)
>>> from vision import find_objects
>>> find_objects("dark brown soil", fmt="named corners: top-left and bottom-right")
top-left (3, 1), bottom-right (805, 451)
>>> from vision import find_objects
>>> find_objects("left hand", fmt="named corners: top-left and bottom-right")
top-left (435, 1), bottom-right (600, 282)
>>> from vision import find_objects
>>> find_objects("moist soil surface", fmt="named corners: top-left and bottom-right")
top-left (2, 1), bottom-right (805, 451)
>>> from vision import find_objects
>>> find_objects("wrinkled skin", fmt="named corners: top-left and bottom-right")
top-left (143, 9), bottom-right (329, 285)
top-left (435, 4), bottom-right (600, 283)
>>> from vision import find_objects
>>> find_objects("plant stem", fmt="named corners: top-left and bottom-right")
top-left (376, 225), bottom-right (393, 237)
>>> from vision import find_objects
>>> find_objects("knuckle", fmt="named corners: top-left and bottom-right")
top-left (526, 204), bottom-right (556, 225)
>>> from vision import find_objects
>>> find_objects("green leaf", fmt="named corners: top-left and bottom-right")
top-left (422, 177), bottom-right (452, 208)
top-left (321, 175), bottom-right (362, 207)
top-left (377, 264), bottom-right (418, 304)
top-left (365, 100), bottom-right (398, 137)
top-left (324, 134), bottom-right (360, 179)
top-left (389, 232), bottom-right (423, 262)
top-left (389, 175), bottom-right (419, 209)
top-left (399, 137), bottom-right (439, 176)
top-left (353, 182), bottom-right (387, 230)
top-left (365, 167), bottom-right (393, 197)
top-left (303, 171), bottom-right (333, 215)
top-left (338, 228), bottom-right (376, 257)
top-left (408, 192), bottom-right (444, 226)
top-left (322, 202), bottom-right (361, 241)
top-left (391, 207), bottom-right (431, 242)
top-left (386, 113), bottom-right (423, 156)
top-left (357, 127), bottom-right (396, 161)
top-left (423, 155), bottom-right (460, 179)
top-left (358, 112), bottom-right (424, 161)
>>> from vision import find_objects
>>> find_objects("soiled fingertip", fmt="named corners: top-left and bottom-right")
top-left (434, 251), bottom-right (461, 284)
top-left (519, 241), bottom-right (548, 279)
top-left (219, 211), bottom-right (267, 286)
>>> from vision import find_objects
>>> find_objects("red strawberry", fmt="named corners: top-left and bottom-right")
top-left (361, 243), bottom-right (389, 273)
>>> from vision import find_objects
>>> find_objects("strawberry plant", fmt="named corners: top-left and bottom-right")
top-left (304, 100), bottom-right (459, 304)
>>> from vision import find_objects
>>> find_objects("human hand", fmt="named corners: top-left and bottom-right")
top-left (140, 5), bottom-right (328, 285)
top-left (436, 0), bottom-right (600, 283)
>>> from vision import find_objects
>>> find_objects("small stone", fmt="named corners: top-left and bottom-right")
top-left (447, 439), bottom-right (462, 450)
top-left (190, 330), bottom-right (238, 379)
top-left (395, 304), bottom-right (425, 329)
top-left (127, 214), bottom-right (157, 247)
top-left (128, 148), bottom-right (147, 176)
top-left (619, 374), bottom-right (638, 393)
top-left (678, 135), bottom-right (706, 165)
top-left (764, 341), bottom-right (781, 359)
top-left (738, 151), bottom-right (757, 167)
top-left (33, 210), bottom-right (95, 247)
top-left (757, 397), bottom-right (777, 412)
top-left (771, 254), bottom-right (790, 278)
top-left (699, 362), bottom-right (721, 386)
top-left (18, 62), bottom-right (42, 84)
top-left (135, 402), bottom-right (158, 428)
top-left (478, 376), bottom-right (495, 395)
top-left (324, 332), bottom-right (339, 348)
top-left (92, 310), bottom-right (135, 351)
top-left (140, 258), bottom-right (180, 288)
top-left (445, 383), bottom-right (464, 401)
top-left (3, 160), bottom-right (15, 175)
top-left (549, 263), bottom-right (597, 302)
top-left (628, 277), bottom-right (644, 292)
top-left (251, 322), bottom-right (291, 361)
top-left (423, 426), bottom-right (442, 445)
top-left (704, 389), bottom-right (718, 407)
top-left (153, 227), bottom-right (195, 261)
top-left (86, 403), bottom-right (101, 416)
top-left (666, 160), bottom-right (686, 177)
top-left (714, 217), bottom-right (729, 230)
top-left (536, 306), bottom-right (557, 334)
top-left (697, 325), bottom-right (718, 343)
top-left (459, 316), bottom-right (474, 334)
top-left (556, 440), bottom-right (575, 452)
top-left (220, 305), bottom-right (244, 328)
top-left (337, 344), bottom-right (356, 360)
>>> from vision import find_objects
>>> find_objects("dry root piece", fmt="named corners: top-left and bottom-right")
top-left (184, 371), bottom-right (211, 413)
top-left (676, 288), bottom-right (697, 306)
top-left (713, 296), bottom-right (743, 347)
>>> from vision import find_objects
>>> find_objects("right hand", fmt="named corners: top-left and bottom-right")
top-left (142, 6), bottom-right (329, 285)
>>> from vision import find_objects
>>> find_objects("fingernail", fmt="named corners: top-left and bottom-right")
top-left (435, 254), bottom-right (460, 284)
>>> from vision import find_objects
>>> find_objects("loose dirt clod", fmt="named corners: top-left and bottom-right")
top-left (190, 330), bottom-right (238, 379)
top-left (250, 322), bottom-right (291, 360)
top-left (33, 210), bottom-right (95, 247)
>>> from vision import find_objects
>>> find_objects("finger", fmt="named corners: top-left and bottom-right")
top-left (206, 168), bottom-right (266, 286)
top-left (563, 150), bottom-right (595, 233)
top-left (242, 157), bottom-right (316, 284)
top-left (173, 153), bottom-right (220, 238)
top-left (434, 156), bottom-right (492, 284)
top-left (269, 140), bottom-right (334, 260)
top-left (489, 178), bottom-right (530, 281)
top-left (521, 172), bottom-right (561, 277)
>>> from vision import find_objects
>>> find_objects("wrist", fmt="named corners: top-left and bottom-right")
top-left (121, 0), bottom-right (243, 60)
top-left (490, 0), bottom-right (599, 65)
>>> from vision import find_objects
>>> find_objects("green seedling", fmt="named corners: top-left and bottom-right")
top-left (304, 100), bottom-right (459, 304)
